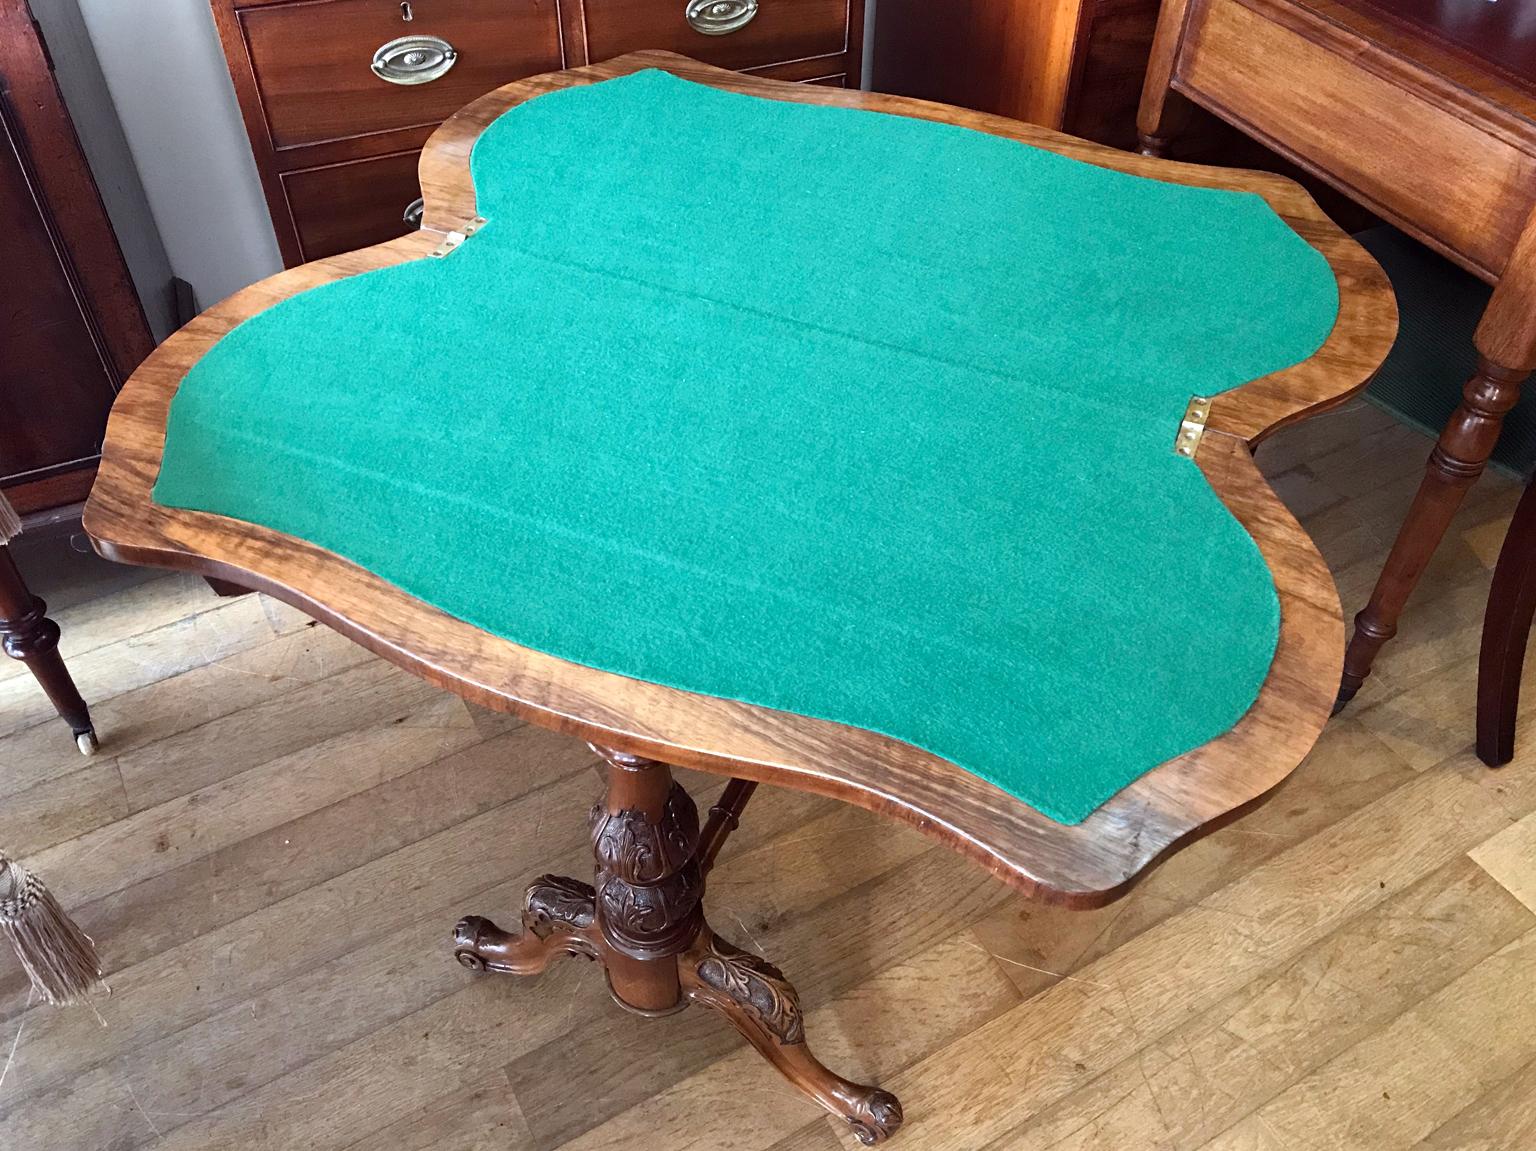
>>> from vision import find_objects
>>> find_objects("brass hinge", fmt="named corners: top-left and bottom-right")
top-left (427, 218), bottom-right (486, 259)
top-left (1173, 395), bottom-right (1211, 459)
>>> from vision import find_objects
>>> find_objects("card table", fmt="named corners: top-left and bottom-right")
top-left (83, 52), bottom-right (1395, 1143)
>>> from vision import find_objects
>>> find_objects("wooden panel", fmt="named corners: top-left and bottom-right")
top-left (581, 0), bottom-right (848, 74)
top-left (1347, 0), bottom-right (1536, 90)
top-left (281, 149), bottom-right (422, 262)
top-left (1063, 0), bottom-right (1160, 148)
top-left (1175, 0), bottom-right (1536, 281)
top-left (1305, 0), bottom-right (1536, 128)
top-left (237, 0), bottom-right (565, 150)
top-left (871, 0), bottom-right (1089, 130)
top-left (0, 100), bottom-right (116, 488)
top-left (3, 471), bottom-right (95, 518)
top-left (0, 0), bottom-right (150, 514)
top-left (744, 53), bottom-right (847, 83)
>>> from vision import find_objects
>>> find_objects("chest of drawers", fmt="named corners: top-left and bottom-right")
top-left (211, 0), bottom-right (863, 266)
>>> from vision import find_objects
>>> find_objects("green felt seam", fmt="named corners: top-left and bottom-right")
top-left (153, 70), bottom-right (1340, 823)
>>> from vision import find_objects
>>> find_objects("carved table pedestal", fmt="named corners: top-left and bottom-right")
top-left (452, 744), bottom-right (903, 1144)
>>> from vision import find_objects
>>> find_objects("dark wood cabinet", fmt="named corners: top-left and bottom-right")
top-left (0, 0), bottom-right (154, 518)
top-left (237, 0), bottom-right (567, 149)
top-left (581, 0), bottom-right (849, 71)
top-left (212, 0), bottom-right (865, 267)
top-left (872, 0), bottom-right (1160, 150)
top-left (281, 147), bottom-right (427, 258)
top-left (869, 0), bottom-right (1374, 232)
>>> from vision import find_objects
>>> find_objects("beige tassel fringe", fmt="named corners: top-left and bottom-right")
top-left (0, 852), bottom-right (106, 1006)
top-left (0, 492), bottom-right (20, 544)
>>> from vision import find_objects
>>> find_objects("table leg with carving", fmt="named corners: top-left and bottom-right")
top-left (453, 875), bottom-right (601, 975)
top-left (451, 743), bottom-right (904, 1144)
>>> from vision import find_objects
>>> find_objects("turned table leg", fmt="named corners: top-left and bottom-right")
top-left (1338, 357), bottom-right (1528, 708)
top-left (452, 745), bottom-right (904, 1143)
top-left (1135, 0), bottom-right (1195, 160)
top-left (1477, 477), bottom-right (1536, 766)
top-left (0, 545), bottom-right (96, 754)
top-left (1337, 212), bottom-right (1536, 712)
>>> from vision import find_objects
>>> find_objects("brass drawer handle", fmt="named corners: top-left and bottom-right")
top-left (371, 35), bottom-right (457, 85)
top-left (685, 0), bottom-right (758, 35)
top-left (403, 196), bottom-right (424, 228)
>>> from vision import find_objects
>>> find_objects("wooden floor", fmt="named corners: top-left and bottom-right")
top-left (4, 400), bottom-right (1536, 1150)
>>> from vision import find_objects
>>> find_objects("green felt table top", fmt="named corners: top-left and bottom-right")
top-left (152, 70), bottom-right (1340, 824)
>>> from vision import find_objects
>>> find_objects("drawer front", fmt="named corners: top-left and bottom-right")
top-left (1177, 0), bottom-right (1536, 279)
top-left (238, 0), bottom-right (565, 151)
top-left (749, 54), bottom-right (847, 83)
top-left (282, 150), bottom-right (424, 261)
top-left (582, 0), bottom-right (848, 73)
top-left (278, 68), bottom-right (844, 264)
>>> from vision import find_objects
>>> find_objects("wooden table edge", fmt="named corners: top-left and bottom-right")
top-left (84, 51), bottom-right (1384, 907)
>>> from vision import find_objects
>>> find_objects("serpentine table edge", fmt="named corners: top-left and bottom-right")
top-left (82, 50), bottom-right (1398, 910)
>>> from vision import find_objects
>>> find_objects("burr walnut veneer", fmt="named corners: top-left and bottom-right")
top-left (85, 53), bottom-right (1395, 1141)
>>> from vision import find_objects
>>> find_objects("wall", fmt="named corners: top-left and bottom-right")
top-left (28, 0), bottom-right (178, 339)
top-left (866, 0), bottom-right (878, 87)
top-left (72, 0), bottom-right (282, 311)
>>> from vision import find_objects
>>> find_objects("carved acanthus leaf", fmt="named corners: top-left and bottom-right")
top-left (694, 933), bottom-right (805, 1045)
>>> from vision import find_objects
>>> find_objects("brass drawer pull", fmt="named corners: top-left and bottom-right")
top-left (403, 196), bottom-right (425, 228)
top-left (371, 35), bottom-right (457, 85)
top-left (685, 0), bottom-right (758, 35)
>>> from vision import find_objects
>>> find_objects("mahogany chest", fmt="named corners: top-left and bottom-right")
top-left (210, 0), bottom-right (864, 266)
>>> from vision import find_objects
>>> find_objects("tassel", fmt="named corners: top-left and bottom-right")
top-left (0, 851), bottom-right (106, 1006)
top-left (0, 492), bottom-right (20, 543)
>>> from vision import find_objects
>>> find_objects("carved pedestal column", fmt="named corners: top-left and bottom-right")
top-left (452, 744), bottom-right (904, 1144)
top-left (682, 928), bottom-right (903, 1144)
top-left (589, 745), bottom-right (702, 1014)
